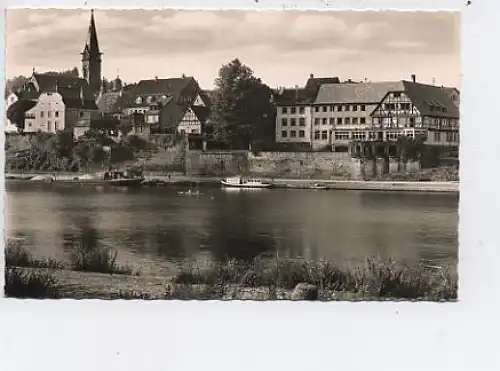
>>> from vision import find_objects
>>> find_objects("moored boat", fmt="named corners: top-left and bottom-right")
top-left (103, 170), bottom-right (144, 187)
top-left (221, 176), bottom-right (272, 189)
top-left (310, 182), bottom-right (328, 190)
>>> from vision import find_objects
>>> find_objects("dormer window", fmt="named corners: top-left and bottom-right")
top-left (161, 95), bottom-right (167, 100)
top-left (135, 96), bottom-right (143, 104)
top-left (147, 96), bottom-right (153, 104)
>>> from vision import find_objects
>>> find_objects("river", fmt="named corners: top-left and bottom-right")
top-left (5, 182), bottom-right (459, 275)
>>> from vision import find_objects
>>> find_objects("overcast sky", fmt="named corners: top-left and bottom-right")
top-left (6, 9), bottom-right (460, 89)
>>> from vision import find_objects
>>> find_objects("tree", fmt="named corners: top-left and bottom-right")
top-left (211, 58), bottom-right (274, 150)
top-left (6, 99), bottom-right (37, 133)
top-left (4, 76), bottom-right (29, 97)
top-left (44, 67), bottom-right (79, 78)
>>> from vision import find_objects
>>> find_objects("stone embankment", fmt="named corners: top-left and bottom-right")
top-left (6, 172), bottom-right (459, 193)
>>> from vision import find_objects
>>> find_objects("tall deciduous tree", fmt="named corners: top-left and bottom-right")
top-left (211, 58), bottom-right (274, 150)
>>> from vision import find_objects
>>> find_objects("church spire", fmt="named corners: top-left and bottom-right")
top-left (81, 9), bottom-right (102, 97)
top-left (82, 9), bottom-right (101, 57)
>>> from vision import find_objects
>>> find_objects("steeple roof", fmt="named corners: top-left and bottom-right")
top-left (81, 9), bottom-right (101, 58)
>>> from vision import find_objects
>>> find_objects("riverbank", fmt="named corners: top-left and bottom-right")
top-left (4, 242), bottom-right (457, 301)
top-left (5, 172), bottom-right (459, 193)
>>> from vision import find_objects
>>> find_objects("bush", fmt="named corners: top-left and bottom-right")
top-left (5, 239), bottom-right (65, 269)
top-left (70, 243), bottom-right (133, 275)
top-left (4, 268), bottom-right (60, 299)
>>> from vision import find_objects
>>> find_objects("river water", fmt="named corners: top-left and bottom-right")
top-left (5, 182), bottom-right (459, 275)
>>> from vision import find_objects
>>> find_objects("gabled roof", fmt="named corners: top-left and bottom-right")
top-left (32, 73), bottom-right (88, 92)
top-left (274, 88), bottom-right (315, 106)
top-left (120, 77), bottom-right (199, 108)
top-left (191, 105), bottom-right (211, 124)
top-left (401, 81), bottom-right (459, 118)
top-left (315, 81), bottom-right (404, 104)
top-left (159, 101), bottom-right (190, 130)
top-left (305, 76), bottom-right (341, 90)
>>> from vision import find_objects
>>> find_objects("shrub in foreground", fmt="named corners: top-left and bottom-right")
top-left (172, 257), bottom-right (457, 301)
top-left (70, 243), bottom-right (133, 275)
top-left (5, 240), bottom-right (65, 269)
top-left (4, 268), bottom-right (60, 299)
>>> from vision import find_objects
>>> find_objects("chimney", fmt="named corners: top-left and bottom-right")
top-left (348, 78), bottom-right (352, 83)
top-left (295, 85), bottom-right (299, 100)
top-left (155, 76), bottom-right (159, 82)
top-left (411, 74), bottom-right (416, 83)
top-left (309, 73), bottom-right (314, 79)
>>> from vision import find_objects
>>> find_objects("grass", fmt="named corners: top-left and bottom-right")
top-left (172, 257), bottom-right (458, 301)
top-left (5, 239), bottom-right (65, 269)
top-left (70, 243), bottom-right (134, 275)
top-left (5, 238), bottom-right (136, 276)
top-left (4, 268), bottom-right (60, 299)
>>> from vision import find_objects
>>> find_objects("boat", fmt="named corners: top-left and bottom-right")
top-left (310, 182), bottom-right (328, 190)
top-left (177, 189), bottom-right (204, 196)
top-left (221, 176), bottom-right (272, 189)
top-left (103, 170), bottom-right (144, 187)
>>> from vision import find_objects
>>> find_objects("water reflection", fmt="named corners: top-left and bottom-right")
top-left (5, 182), bottom-right (459, 273)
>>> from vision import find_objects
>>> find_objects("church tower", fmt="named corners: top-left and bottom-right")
top-left (81, 9), bottom-right (102, 96)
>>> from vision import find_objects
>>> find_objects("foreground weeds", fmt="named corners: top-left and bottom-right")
top-left (70, 243), bottom-right (134, 275)
top-left (5, 239), bottom-right (64, 269)
top-left (172, 257), bottom-right (457, 301)
top-left (4, 268), bottom-right (60, 299)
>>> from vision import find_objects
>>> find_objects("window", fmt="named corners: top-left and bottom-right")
top-left (345, 118), bottom-right (351, 125)
top-left (55, 111), bottom-right (59, 118)
top-left (337, 118), bottom-right (342, 125)
top-left (315, 106), bottom-right (319, 112)
top-left (299, 118), bottom-right (305, 126)
top-left (409, 117), bottom-right (415, 127)
top-left (353, 132), bottom-right (366, 140)
top-left (147, 96), bottom-right (154, 104)
top-left (299, 130), bottom-right (305, 138)
top-left (361, 105), bottom-right (366, 111)
top-left (291, 107), bottom-right (296, 114)
top-left (322, 106), bottom-right (328, 112)
top-left (40, 111), bottom-right (44, 118)
top-left (47, 121), bottom-right (51, 131)
top-left (361, 117), bottom-right (366, 124)
top-left (314, 118), bottom-right (320, 125)
top-left (353, 105), bottom-right (358, 111)
top-left (322, 118), bottom-right (327, 125)
top-left (282, 118), bottom-right (287, 126)
top-left (434, 132), bottom-right (441, 142)
top-left (135, 96), bottom-right (142, 104)
top-left (79, 111), bottom-right (84, 118)
top-left (345, 105), bottom-right (350, 111)
top-left (353, 118), bottom-right (358, 125)
top-left (299, 107), bottom-right (305, 114)
top-left (290, 130), bottom-right (297, 138)
top-left (329, 118), bottom-right (335, 126)
top-left (393, 92), bottom-right (401, 98)
top-left (55, 121), bottom-right (60, 131)
top-left (314, 131), bottom-right (320, 140)
top-left (321, 130), bottom-right (328, 140)
top-left (330, 106), bottom-right (335, 112)
top-left (368, 132), bottom-right (376, 140)
top-left (282, 131), bottom-right (288, 138)
top-left (336, 105), bottom-right (342, 112)
top-left (290, 118), bottom-right (296, 126)
top-left (282, 107), bottom-right (288, 114)
top-left (334, 132), bottom-right (350, 140)
top-left (47, 111), bottom-right (52, 118)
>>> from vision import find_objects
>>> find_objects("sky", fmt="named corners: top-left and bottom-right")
top-left (5, 9), bottom-right (460, 89)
